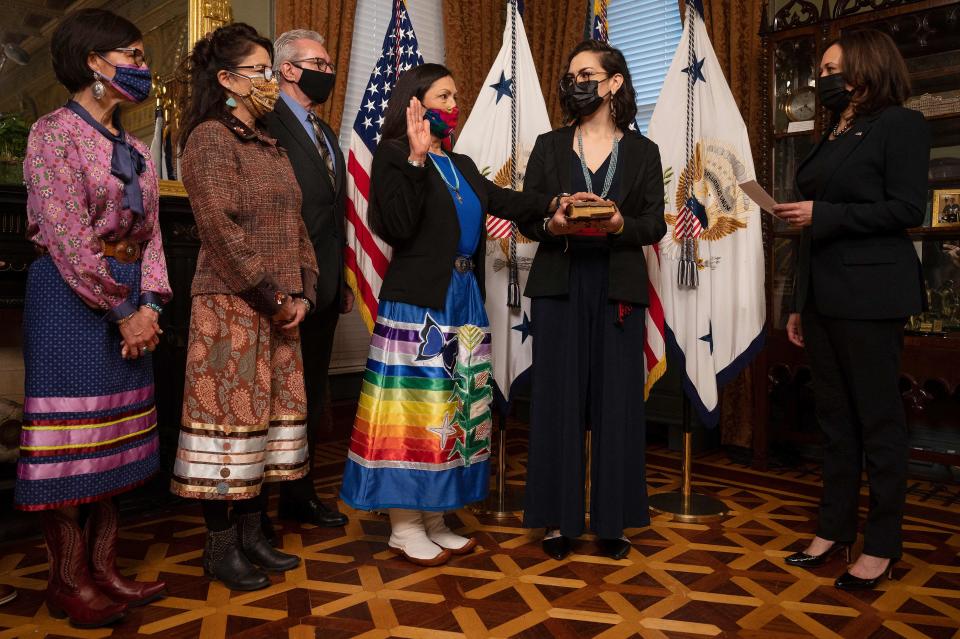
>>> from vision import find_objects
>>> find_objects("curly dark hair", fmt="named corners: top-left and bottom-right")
top-left (176, 22), bottom-right (274, 151)
top-left (561, 39), bottom-right (638, 131)
top-left (828, 29), bottom-right (911, 116)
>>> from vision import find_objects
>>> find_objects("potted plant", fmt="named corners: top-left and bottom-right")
top-left (0, 114), bottom-right (30, 185)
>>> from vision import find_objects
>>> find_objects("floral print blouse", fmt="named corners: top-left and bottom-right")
top-left (23, 107), bottom-right (172, 321)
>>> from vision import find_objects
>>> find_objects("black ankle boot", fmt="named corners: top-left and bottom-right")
top-left (237, 512), bottom-right (300, 572)
top-left (203, 525), bottom-right (270, 591)
top-left (260, 511), bottom-right (278, 547)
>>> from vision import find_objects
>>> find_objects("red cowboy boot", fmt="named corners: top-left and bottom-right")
top-left (86, 500), bottom-right (166, 606)
top-left (42, 510), bottom-right (127, 628)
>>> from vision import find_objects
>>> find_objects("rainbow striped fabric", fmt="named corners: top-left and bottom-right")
top-left (340, 271), bottom-right (493, 512)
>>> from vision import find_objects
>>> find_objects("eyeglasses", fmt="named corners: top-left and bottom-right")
top-left (559, 71), bottom-right (609, 92)
top-left (100, 47), bottom-right (146, 67)
top-left (291, 57), bottom-right (336, 74)
top-left (228, 65), bottom-right (274, 81)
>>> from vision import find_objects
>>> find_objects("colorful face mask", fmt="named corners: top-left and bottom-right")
top-left (230, 73), bottom-right (280, 120)
top-left (424, 106), bottom-right (460, 140)
top-left (97, 55), bottom-right (152, 103)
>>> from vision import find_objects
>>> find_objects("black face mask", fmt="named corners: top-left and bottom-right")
top-left (297, 66), bottom-right (335, 104)
top-left (817, 72), bottom-right (852, 113)
top-left (560, 80), bottom-right (604, 119)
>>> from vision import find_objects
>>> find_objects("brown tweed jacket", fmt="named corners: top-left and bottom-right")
top-left (181, 115), bottom-right (318, 314)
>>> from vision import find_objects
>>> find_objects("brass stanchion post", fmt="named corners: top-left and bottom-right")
top-left (648, 397), bottom-right (726, 523)
top-left (470, 409), bottom-right (523, 518)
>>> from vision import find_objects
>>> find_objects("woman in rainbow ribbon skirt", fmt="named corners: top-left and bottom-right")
top-left (339, 63), bottom-right (584, 566)
top-left (16, 9), bottom-right (169, 628)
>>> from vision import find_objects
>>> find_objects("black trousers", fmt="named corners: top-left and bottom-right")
top-left (801, 305), bottom-right (907, 558)
top-left (281, 301), bottom-right (340, 502)
top-left (523, 246), bottom-right (649, 539)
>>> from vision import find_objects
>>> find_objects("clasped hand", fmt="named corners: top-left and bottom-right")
top-left (272, 297), bottom-right (307, 337)
top-left (119, 307), bottom-right (162, 360)
top-left (547, 193), bottom-right (624, 235)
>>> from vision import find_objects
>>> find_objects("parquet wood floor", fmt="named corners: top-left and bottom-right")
top-left (1, 427), bottom-right (957, 638)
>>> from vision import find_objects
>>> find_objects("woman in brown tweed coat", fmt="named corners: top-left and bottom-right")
top-left (171, 23), bottom-right (318, 591)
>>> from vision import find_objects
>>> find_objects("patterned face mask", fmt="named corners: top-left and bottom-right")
top-left (97, 56), bottom-right (152, 103)
top-left (229, 73), bottom-right (280, 120)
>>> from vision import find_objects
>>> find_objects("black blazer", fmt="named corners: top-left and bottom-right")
top-left (519, 126), bottom-right (667, 305)
top-left (792, 106), bottom-right (930, 319)
top-left (265, 98), bottom-right (346, 310)
top-left (370, 139), bottom-right (552, 309)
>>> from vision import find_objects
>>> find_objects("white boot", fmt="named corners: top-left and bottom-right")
top-left (422, 511), bottom-right (477, 555)
top-left (387, 509), bottom-right (450, 566)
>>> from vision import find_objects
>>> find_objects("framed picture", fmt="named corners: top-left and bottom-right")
top-left (932, 189), bottom-right (960, 228)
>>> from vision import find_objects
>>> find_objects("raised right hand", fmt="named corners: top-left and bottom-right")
top-left (406, 97), bottom-right (432, 162)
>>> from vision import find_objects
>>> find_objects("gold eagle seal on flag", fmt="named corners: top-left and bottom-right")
top-left (665, 140), bottom-right (752, 245)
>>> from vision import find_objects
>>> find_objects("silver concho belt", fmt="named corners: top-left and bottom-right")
top-left (454, 256), bottom-right (474, 273)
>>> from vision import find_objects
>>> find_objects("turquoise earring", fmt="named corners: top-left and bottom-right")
top-left (225, 96), bottom-right (237, 108)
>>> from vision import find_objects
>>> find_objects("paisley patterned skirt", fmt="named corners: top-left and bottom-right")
top-left (170, 294), bottom-right (309, 500)
top-left (340, 270), bottom-right (493, 512)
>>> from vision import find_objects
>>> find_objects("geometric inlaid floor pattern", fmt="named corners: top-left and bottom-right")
top-left (1, 431), bottom-right (958, 638)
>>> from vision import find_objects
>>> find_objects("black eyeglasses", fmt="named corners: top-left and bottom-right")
top-left (228, 65), bottom-right (274, 81)
top-left (559, 71), bottom-right (609, 92)
top-left (291, 57), bottom-right (336, 74)
top-left (99, 47), bottom-right (146, 67)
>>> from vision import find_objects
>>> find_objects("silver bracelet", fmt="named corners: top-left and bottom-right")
top-left (407, 158), bottom-right (425, 168)
top-left (542, 217), bottom-right (553, 237)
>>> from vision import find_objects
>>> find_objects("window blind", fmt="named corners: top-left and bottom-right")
top-left (607, 0), bottom-right (682, 134)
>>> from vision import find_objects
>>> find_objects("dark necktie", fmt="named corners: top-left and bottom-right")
top-left (307, 112), bottom-right (336, 186)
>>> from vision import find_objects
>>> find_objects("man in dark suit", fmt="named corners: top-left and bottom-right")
top-left (265, 29), bottom-right (352, 528)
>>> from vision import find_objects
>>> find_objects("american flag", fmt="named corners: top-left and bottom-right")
top-left (592, 0), bottom-right (609, 41)
top-left (594, 5), bottom-right (667, 399)
top-left (344, 0), bottom-right (424, 332)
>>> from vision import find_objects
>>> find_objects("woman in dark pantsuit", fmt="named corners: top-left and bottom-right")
top-left (774, 29), bottom-right (930, 591)
top-left (520, 40), bottom-right (666, 561)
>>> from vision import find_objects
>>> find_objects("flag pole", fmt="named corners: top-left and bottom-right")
top-left (648, 396), bottom-right (726, 522)
top-left (468, 0), bottom-right (526, 521)
top-left (470, 407), bottom-right (524, 518)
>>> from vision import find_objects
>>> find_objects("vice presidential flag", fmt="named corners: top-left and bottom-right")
top-left (344, 0), bottom-right (424, 331)
top-left (454, 0), bottom-right (550, 403)
top-left (647, 0), bottom-right (765, 426)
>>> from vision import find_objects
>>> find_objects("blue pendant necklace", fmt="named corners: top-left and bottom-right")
top-left (429, 153), bottom-right (463, 204)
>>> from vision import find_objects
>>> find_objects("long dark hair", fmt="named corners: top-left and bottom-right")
top-left (562, 40), bottom-right (638, 131)
top-left (830, 29), bottom-right (910, 116)
top-left (176, 22), bottom-right (274, 151)
top-left (379, 63), bottom-right (454, 143)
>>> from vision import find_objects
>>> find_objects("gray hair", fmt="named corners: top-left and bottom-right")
top-left (273, 29), bottom-right (326, 72)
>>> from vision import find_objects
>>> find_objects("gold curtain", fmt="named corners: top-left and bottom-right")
top-left (443, 1), bottom-right (507, 129)
top-left (443, 0), bottom-right (586, 131)
top-left (274, 0), bottom-right (358, 136)
top-left (692, 0), bottom-right (767, 449)
top-left (525, 0), bottom-right (589, 127)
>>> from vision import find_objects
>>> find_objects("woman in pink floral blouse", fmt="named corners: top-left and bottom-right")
top-left (17, 8), bottom-right (171, 629)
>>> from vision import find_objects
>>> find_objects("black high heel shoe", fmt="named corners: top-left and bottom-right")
top-left (834, 558), bottom-right (897, 591)
top-left (784, 542), bottom-right (851, 568)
